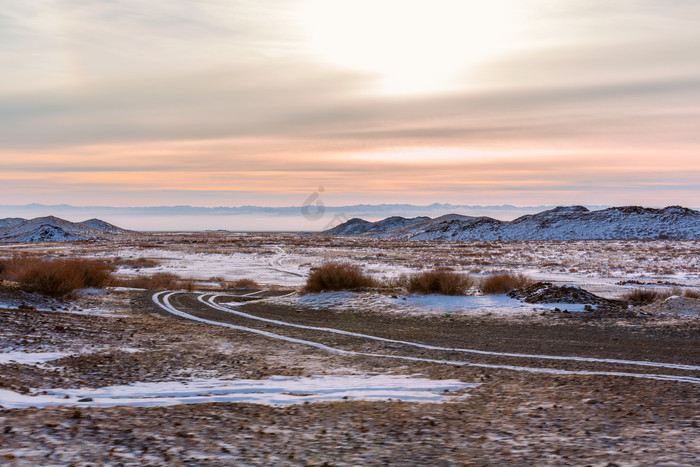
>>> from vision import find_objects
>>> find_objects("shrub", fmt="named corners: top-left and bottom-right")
top-left (117, 272), bottom-right (191, 291)
top-left (114, 257), bottom-right (162, 269)
top-left (2, 257), bottom-right (115, 297)
top-left (222, 278), bottom-right (260, 290)
top-left (479, 272), bottom-right (534, 295)
top-left (69, 259), bottom-right (116, 288)
top-left (621, 288), bottom-right (664, 305)
top-left (304, 262), bottom-right (377, 293)
top-left (15, 261), bottom-right (82, 297)
top-left (404, 268), bottom-right (473, 295)
top-left (683, 289), bottom-right (700, 299)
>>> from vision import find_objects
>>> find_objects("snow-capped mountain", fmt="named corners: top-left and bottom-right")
top-left (0, 216), bottom-right (131, 242)
top-left (322, 206), bottom-right (700, 241)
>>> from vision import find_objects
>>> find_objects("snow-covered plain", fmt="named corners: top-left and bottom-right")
top-left (105, 248), bottom-right (307, 287)
top-left (77, 240), bottom-right (698, 294)
top-left (11, 232), bottom-right (696, 314)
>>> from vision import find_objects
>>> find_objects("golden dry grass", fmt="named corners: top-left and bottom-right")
top-left (116, 272), bottom-right (193, 291)
top-left (479, 272), bottom-right (534, 295)
top-left (221, 278), bottom-right (260, 290)
top-left (402, 268), bottom-right (473, 295)
top-left (0, 256), bottom-right (115, 297)
top-left (304, 262), bottom-right (377, 293)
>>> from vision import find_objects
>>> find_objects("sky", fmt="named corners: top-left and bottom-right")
top-left (2, 0), bottom-right (700, 210)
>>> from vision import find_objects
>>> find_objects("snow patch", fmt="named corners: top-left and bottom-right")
top-left (0, 374), bottom-right (475, 408)
top-left (284, 291), bottom-right (591, 315)
top-left (0, 351), bottom-right (74, 365)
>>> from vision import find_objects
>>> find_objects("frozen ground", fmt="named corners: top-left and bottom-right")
top-left (1, 233), bottom-right (699, 464)
top-left (279, 291), bottom-right (593, 315)
top-left (5, 232), bottom-right (699, 301)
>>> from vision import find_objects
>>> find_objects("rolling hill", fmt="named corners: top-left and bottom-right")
top-left (322, 206), bottom-right (700, 241)
top-left (0, 216), bottom-right (131, 242)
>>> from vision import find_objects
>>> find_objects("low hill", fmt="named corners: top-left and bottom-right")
top-left (322, 206), bottom-right (700, 241)
top-left (79, 218), bottom-right (130, 234)
top-left (0, 216), bottom-right (131, 242)
top-left (323, 216), bottom-right (430, 235)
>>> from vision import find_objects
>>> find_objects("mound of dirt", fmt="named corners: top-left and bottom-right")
top-left (508, 282), bottom-right (614, 305)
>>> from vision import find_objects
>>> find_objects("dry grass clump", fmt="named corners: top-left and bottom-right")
top-left (403, 268), bottom-right (473, 295)
top-left (69, 259), bottom-right (116, 288)
top-left (304, 262), bottom-right (377, 293)
top-left (622, 287), bottom-right (700, 304)
top-left (117, 272), bottom-right (192, 291)
top-left (221, 278), bottom-right (260, 290)
top-left (621, 288), bottom-right (666, 305)
top-left (683, 289), bottom-right (700, 299)
top-left (0, 256), bottom-right (115, 297)
top-left (479, 272), bottom-right (534, 295)
top-left (114, 257), bottom-right (162, 269)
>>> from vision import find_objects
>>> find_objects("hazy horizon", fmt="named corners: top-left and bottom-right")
top-left (0, 202), bottom-right (585, 231)
top-left (5, 201), bottom-right (700, 232)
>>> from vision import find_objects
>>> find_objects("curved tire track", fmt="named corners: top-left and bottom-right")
top-left (152, 291), bottom-right (700, 385)
top-left (267, 246), bottom-right (304, 277)
top-left (201, 292), bottom-right (700, 372)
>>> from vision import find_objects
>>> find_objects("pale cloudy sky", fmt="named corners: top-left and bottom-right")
top-left (2, 0), bottom-right (699, 207)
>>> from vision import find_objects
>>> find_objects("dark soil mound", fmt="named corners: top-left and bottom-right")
top-left (508, 282), bottom-right (613, 305)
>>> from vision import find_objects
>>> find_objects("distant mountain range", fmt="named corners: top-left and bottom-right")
top-left (0, 203), bottom-right (613, 232)
top-left (0, 216), bottom-right (130, 242)
top-left (323, 206), bottom-right (700, 240)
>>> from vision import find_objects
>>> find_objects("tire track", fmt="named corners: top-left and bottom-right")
top-left (202, 292), bottom-right (700, 372)
top-left (267, 246), bottom-right (304, 277)
top-left (152, 291), bottom-right (700, 384)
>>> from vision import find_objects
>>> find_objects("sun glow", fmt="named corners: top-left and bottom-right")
top-left (298, 0), bottom-right (522, 94)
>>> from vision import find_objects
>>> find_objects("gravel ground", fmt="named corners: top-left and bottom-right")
top-left (1, 286), bottom-right (699, 465)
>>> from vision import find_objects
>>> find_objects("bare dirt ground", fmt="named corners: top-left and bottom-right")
top-left (1, 234), bottom-right (699, 465)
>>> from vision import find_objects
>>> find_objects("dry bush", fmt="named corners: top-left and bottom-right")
top-left (303, 262), bottom-right (377, 293)
top-left (69, 259), bottom-right (116, 288)
top-left (1, 256), bottom-right (115, 297)
top-left (117, 272), bottom-right (191, 291)
top-left (479, 272), bottom-right (534, 295)
top-left (683, 289), bottom-right (700, 299)
top-left (15, 262), bottom-right (82, 297)
top-left (621, 288), bottom-right (665, 305)
top-left (114, 257), bottom-right (162, 269)
top-left (222, 278), bottom-right (260, 290)
top-left (623, 287), bottom-right (700, 303)
top-left (403, 268), bottom-right (473, 295)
